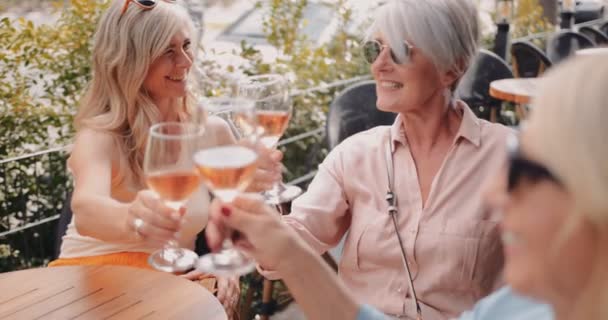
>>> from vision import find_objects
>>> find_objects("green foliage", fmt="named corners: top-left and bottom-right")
top-left (512, 0), bottom-right (554, 49)
top-left (202, 0), bottom-right (369, 181)
top-left (0, 0), bottom-right (109, 157)
top-left (0, 0), bottom-right (107, 270)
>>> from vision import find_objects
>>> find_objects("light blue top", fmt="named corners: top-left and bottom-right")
top-left (356, 287), bottom-right (554, 320)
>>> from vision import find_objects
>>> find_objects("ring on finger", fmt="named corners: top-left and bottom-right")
top-left (133, 218), bottom-right (144, 237)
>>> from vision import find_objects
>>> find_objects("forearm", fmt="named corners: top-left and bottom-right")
top-left (71, 194), bottom-right (134, 242)
top-left (278, 238), bottom-right (359, 320)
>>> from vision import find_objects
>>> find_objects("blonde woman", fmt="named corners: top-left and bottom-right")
top-left (483, 54), bottom-right (608, 320)
top-left (48, 0), bottom-right (281, 317)
top-left (205, 54), bottom-right (608, 320)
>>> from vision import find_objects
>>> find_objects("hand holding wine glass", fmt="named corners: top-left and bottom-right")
top-left (203, 96), bottom-right (283, 193)
top-left (195, 98), bottom-right (260, 276)
top-left (237, 74), bottom-right (295, 204)
top-left (206, 194), bottom-right (300, 272)
top-left (126, 189), bottom-right (185, 246)
top-left (143, 122), bottom-right (204, 272)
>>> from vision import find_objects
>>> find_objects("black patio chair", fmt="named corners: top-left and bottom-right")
top-left (455, 49), bottom-right (514, 122)
top-left (546, 31), bottom-right (595, 64)
top-left (53, 192), bottom-right (73, 260)
top-left (579, 26), bottom-right (608, 46)
top-left (510, 41), bottom-right (552, 78)
top-left (601, 21), bottom-right (608, 38)
top-left (326, 80), bottom-right (396, 150)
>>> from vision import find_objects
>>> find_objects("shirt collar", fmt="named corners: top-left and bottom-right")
top-left (389, 99), bottom-right (481, 149)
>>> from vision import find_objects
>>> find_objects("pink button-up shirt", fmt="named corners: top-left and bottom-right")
top-left (275, 102), bottom-right (514, 319)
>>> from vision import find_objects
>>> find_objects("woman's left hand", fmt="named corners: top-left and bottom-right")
top-left (247, 146), bottom-right (282, 192)
top-left (217, 276), bottom-right (240, 320)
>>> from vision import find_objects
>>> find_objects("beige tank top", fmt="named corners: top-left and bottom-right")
top-left (59, 165), bottom-right (210, 259)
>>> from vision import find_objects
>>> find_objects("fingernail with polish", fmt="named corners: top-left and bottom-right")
top-left (221, 206), bottom-right (231, 217)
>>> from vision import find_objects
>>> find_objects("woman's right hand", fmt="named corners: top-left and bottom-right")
top-left (126, 190), bottom-right (183, 246)
top-left (206, 194), bottom-right (298, 271)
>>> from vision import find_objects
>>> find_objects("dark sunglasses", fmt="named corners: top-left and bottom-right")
top-left (507, 137), bottom-right (561, 192)
top-left (120, 0), bottom-right (176, 16)
top-left (362, 40), bottom-right (413, 65)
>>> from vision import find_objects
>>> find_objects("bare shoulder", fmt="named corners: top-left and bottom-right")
top-left (68, 128), bottom-right (116, 170)
top-left (72, 128), bottom-right (115, 155)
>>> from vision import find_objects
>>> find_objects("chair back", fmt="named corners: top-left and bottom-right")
top-left (601, 21), bottom-right (608, 38)
top-left (579, 26), bottom-right (608, 45)
top-left (53, 192), bottom-right (73, 260)
top-left (326, 80), bottom-right (396, 150)
top-left (510, 41), bottom-right (552, 78)
top-left (455, 49), bottom-right (513, 118)
top-left (546, 31), bottom-right (595, 64)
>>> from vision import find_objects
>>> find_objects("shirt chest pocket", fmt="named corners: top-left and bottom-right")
top-left (419, 219), bottom-right (501, 292)
top-left (344, 214), bottom-right (412, 271)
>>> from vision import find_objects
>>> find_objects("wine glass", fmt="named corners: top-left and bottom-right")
top-left (194, 98), bottom-right (259, 276)
top-left (202, 96), bottom-right (257, 140)
top-left (237, 74), bottom-right (293, 205)
top-left (144, 122), bottom-right (204, 273)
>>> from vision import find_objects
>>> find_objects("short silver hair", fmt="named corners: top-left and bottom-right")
top-left (367, 0), bottom-right (479, 74)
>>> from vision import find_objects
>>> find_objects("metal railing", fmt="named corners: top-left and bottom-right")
top-left (512, 17), bottom-right (607, 43)
top-left (0, 75), bottom-right (370, 271)
top-left (0, 146), bottom-right (71, 272)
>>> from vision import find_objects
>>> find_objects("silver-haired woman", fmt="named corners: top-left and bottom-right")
top-left (255, 0), bottom-right (513, 319)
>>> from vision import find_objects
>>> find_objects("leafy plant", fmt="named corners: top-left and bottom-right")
top-left (512, 0), bottom-right (554, 48)
top-left (0, 0), bottom-right (108, 271)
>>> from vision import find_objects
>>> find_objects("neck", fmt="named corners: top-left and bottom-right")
top-left (399, 91), bottom-right (459, 150)
top-left (551, 293), bottom-right (576, 320)
top-left (559, 237), bottom-right (608, 320)
top-left (155, 97), bottom-right (179, 122)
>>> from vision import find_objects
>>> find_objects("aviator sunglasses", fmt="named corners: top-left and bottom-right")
top-left (507, 137), bottom-right (562, 192)
top-left (121, 0), bottom-right (177, 16)
top-left (362, 39), bottom-right (414, 65)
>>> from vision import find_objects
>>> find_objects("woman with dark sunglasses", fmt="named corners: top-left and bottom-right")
top-left (223, 0), bottom-right (515, 319)
top-left (48, 0), bottom-right (282, 317)
top-left (482, 53), bottom-right (608, 320)
top-left (205, 54), bottom-right (608, 320)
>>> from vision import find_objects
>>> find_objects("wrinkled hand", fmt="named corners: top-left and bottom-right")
top-left (126, 190), bottom-right (184, 246)
top-left (247, 147), bottom-right (282, 192)
top-left (206, 194), bottom-right (296, 271)
top-left (217, 276), bottom-right (240, 320)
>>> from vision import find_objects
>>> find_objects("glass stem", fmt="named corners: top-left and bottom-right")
top-left (162, 200), bottom-right (184, 262)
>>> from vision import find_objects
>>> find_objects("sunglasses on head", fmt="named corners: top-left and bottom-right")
top-left (121, 0), bottom-right (176, 16)
top-left (507, 137), bottom-right (561, 192)
top-left (362, 40), bottom-right (413, 65)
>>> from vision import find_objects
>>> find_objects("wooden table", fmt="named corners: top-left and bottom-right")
top-left (490, 78), bottom-right (540, 121)
top-left (0, 265), bottom-right (227, 320)
top-left (489, 78), bottom-right (539, 104)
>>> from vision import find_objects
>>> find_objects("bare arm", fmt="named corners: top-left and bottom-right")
top-left (279, 237), bottom-right (360, 320)
top-left (69, 129), bottom-right (180, 244)
top-left (206, 195), bottom-right (360, 320)
top-left (69, 128), bottom-right (133, 241)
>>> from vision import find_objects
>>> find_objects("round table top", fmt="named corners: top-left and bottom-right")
top-left (489, 78), bottom-right (540, 104)
top-left (0, 265), bottom-right (227, 320)
top-left (576, 47), bottom-right (608, 56)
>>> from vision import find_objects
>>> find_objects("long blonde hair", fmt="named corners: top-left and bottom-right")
top-left (75, 0), bottom-right (198, 187)
top-left (527, 54), bottom-right (608, 319)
